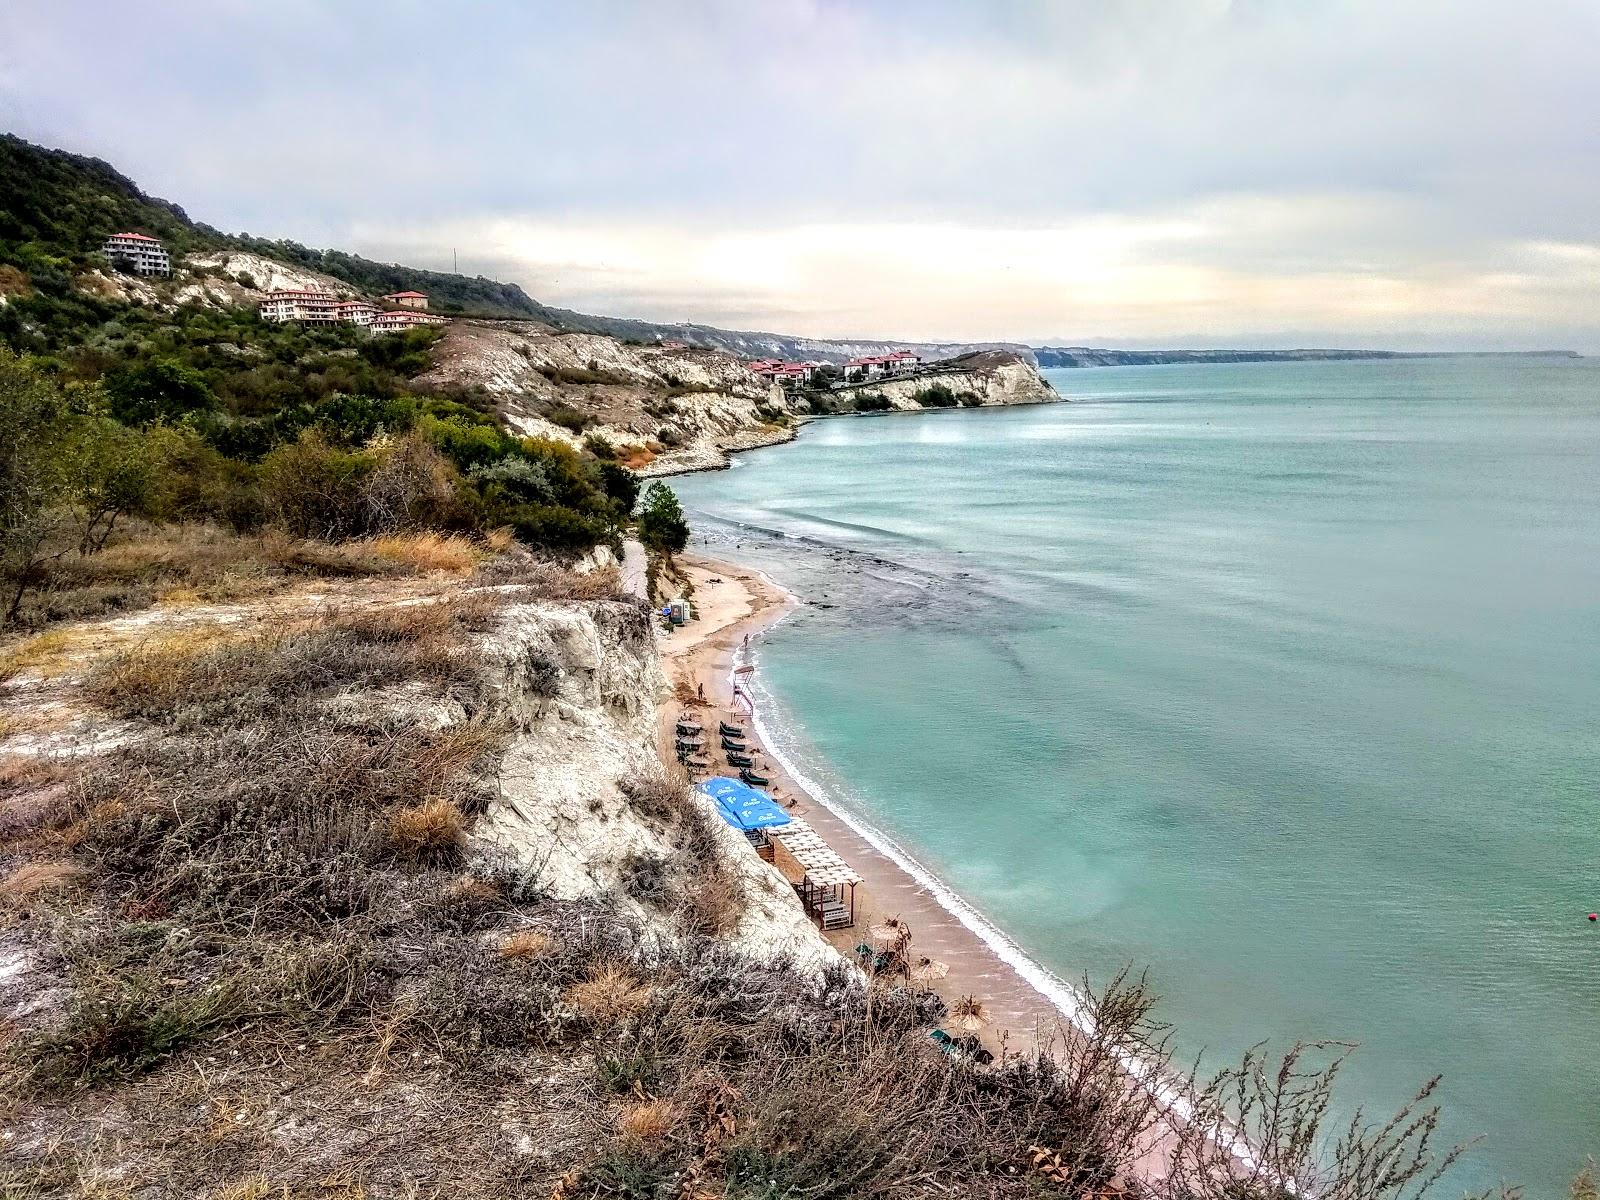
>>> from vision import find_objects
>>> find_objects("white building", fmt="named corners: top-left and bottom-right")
top-left (102, 232), bottom-right (170, 277)
top-left (382, 290), bottom-right (429, 310)
top-left (337, 299), bottom-right (380, 327)
top-left (371, 309), bottom-right (448, 333)
top-left (259, 289), bottom-right (341, 323)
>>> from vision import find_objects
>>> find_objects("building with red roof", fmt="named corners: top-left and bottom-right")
top-left (382, 290), bottom-right (430, 310)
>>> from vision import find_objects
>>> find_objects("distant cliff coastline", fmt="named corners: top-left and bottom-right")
top-left (1032, 346), bottom-right (1581, 368)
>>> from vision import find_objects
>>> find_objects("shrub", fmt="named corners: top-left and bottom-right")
top-left (913, 383), bottom-right (959, 408)
top-left (389, 798), bottom-right (467, 865)
top-left (620, 851), bottom-right (672, 905)
top-left (19, 978), bottom-right (246, 1086)
top-left (851, 392), bottom-right (892, 412)
top-left (567, 964), bottom-right (651, 1030)
top-left (258, 430), bottom-right (375, 539)
top-left (636, 482), bottom-right (688, 555)
top-left (544, 403), bottom-right (592, 434)
top-left (584, 433), bottom-right (616, 460)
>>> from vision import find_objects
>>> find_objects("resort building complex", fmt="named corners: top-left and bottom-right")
top-left (101, 232), bottom-right (171, 276)
top-left (842, 350), bottom-right (921, 382)
top-left (260, 290), bottom-right (444, 332)
top-left (370, 308), bottom-right (447, 331)
top-left (747, 359), bottom-right (817, 388)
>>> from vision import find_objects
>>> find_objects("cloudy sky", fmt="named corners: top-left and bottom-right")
top-left (4, 1), bottom-right (1597, 349)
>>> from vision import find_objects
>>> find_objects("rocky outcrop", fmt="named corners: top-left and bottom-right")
top-left (415, 320), bottom-right (808, 474)
top-left (840, 351), bottom-right (1056, 412)
top-left (470, 597), bottom-right (838, 972)
top-left (417, 325), bottom-right (1057, 476)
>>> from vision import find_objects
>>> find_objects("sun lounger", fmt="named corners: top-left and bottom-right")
top-left (739, 769), bottom-right (771, 787)
top-left (725, 752), bottom-right (754, 768)
top-left (719, 722), bottom-right (744, 737)
top-left (819, 900), bottom-right (852, 930)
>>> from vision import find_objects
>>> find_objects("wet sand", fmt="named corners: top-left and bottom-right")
top-left (654, 551), bottom-right (1069, 1056)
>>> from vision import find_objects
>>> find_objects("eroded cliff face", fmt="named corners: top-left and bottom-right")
top-left (842, 354), bottom-right (1057, 412)
top-left (416, 320), bottom-right (807, 475)
top-left (419, 325), bottom-right (1059, 476)
top-left (473, 597), bottom-right (837, 972)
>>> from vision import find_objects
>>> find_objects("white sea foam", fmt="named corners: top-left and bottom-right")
top-left (727, 602), bottom-right (1265, 1179)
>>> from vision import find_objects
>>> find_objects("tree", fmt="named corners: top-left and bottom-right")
top-left (105, 357), bottom-right (217, 427)
top-left (0, 351), bottom-right (73, 622)
top-left (67, 416), bottom-right (156, 553)
top-left (636, 481), bottom-right (689, 555)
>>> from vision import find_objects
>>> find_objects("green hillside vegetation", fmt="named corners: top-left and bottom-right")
top-left (0, 138), bottom-right (642, 628)
top-left (0, 134), bottom-right (542, 318)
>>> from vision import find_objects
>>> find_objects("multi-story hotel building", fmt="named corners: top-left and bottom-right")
top-left (102, 232), bottom-right (171, 276)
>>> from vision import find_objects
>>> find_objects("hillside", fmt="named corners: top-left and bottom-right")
top-left (0, 135), bottom-right (1029, 361)
top-left (417, 321), bottom-right (1056, 474)
top-left (0, 133), bottom-right (1059, 485)
top-left (0, 134), bottom-right (543, 319)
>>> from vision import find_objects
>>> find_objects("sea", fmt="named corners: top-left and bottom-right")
top-left (667, 356), bottom-right (1600, 1196)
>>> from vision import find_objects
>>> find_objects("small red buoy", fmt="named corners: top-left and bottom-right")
top-left (1589, 913), bottom-right (1598, 922)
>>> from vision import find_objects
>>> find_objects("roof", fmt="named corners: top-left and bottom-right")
top-left (772, 818), bottom-right (861, 886)
top-left (107, 232), bottom-right (160, 243)
top-left (264, 289), bottom-right (337, 299)
top-left (383, 290), bottom-right (428, 299)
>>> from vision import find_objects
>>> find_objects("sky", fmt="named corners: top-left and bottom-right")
top-left (3, 0), bottom-right (1597, 350)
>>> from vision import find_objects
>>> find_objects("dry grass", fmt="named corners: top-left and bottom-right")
top-left (499, 929), bottom-right (554, 960)
top-left (5, 522), bottom-right (490, 634)
top-left (388, 798), bottom-right (466, 864)
top-left (0, 859), bottom-right (86, 904)
top-left (81, 630), bottom-right (244, 717)
top-left (0, 630), bottom-right (79, 682)
top-left (367, 532), bottom-right (483, 575)
top-left (616, 1098), bottom-right (677, 1144)
top-left (471, 556), bottom-right (630, 602)
top-left (567, 964), bottom-right (651, 1027)
top-left (207, 1176), bottom-right (276, 1200)
top-left (680, 869), bottom-right (743, 939)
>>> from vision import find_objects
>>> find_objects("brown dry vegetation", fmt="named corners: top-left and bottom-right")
top-left (0, 520), bottom-right (495, 635)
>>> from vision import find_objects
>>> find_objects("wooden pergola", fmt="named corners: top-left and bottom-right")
top-left (773, 818), bottom-right (861, 930)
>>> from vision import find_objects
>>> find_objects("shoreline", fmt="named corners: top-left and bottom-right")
top-left (655, 552), bottom-right (1084, 1054)
top-left (653, 549), bottom-right (1259, 1184)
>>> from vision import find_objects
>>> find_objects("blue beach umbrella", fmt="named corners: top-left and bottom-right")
top-left (697, 776), bottom-right (791, 832)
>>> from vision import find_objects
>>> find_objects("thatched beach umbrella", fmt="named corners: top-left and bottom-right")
top-left (949, 995), bottom-right (989, 1032)
top-left (909, 956), bottom-right (949, 984)
top-left (870, 916), bottom-right (909, 944)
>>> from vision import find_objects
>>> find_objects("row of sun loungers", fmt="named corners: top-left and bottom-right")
top-left (675, 713), bottom-right (769, 787)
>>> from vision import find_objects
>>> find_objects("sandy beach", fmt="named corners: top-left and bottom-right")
top-left (654, 551), bottom-right (1072, 1055)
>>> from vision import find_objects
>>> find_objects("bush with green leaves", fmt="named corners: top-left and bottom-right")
top-left (636, 482), bottom-right (689, 555)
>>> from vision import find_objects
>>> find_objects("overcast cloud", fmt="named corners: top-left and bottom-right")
top-left (3, 0), bottom-right (1596, 348)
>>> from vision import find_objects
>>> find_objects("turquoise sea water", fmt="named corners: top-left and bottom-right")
top-left (668, 358), bottom-right (1600, 1195)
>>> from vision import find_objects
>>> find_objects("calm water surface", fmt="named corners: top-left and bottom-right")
top-left (669, 358), bottom-right (1600, 1194)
